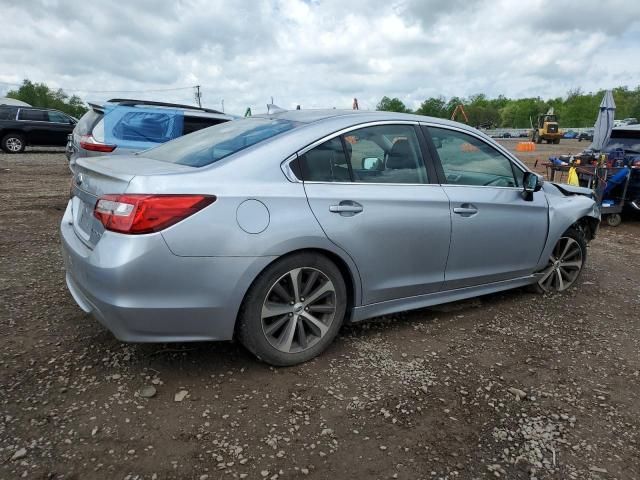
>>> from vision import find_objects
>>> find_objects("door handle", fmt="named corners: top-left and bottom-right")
top-left (453, 204), bottom-right (478, 217)
top-left (329, 201), bottom-right (363, 216)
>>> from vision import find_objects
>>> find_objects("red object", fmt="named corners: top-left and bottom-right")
top-left (94, 194), bottom-right (216, 234)
top-left (79, 134), bottom-right (117, 152)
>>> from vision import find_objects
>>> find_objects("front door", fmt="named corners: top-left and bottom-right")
top-left (298, 123), bottom-right (451, 305)
top-left (426, 125), bottom-right (549, 289)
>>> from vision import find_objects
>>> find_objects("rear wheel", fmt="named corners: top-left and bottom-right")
top-left (533, 228), bottom-right (586, 293)
top-left (553, 138), bottom-right (560, 144)
top-left (1, 133), bottom-right (25, 153)
top-left (237, 253), bottom-right (347, 366)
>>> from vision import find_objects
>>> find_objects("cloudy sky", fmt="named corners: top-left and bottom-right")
top-left (1, 0), bottom-right (639, 114)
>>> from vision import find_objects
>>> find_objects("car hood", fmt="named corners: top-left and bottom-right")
top-left (549, 182), bottom-right (594, 198)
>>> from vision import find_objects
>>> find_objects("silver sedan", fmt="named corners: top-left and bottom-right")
top-left (61, 110), bottom-right (600, 365)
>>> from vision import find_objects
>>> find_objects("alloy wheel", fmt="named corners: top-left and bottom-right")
top-left (537, 236), bottom-right (583, 292)
top-left (261, 267), bottom-right (336, 353)
top-left (6, 137), bottom-right (22, 152)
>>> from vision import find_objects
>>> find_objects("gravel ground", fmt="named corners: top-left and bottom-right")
top-left (1, 143), bottom-right (639, 480)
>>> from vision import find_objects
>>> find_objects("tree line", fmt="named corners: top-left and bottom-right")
top-left (377, 86), bottom-right (640, 129)
top-left (4, 79), bottom-right (88, 118)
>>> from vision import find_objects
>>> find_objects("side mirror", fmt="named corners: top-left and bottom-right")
top-left (522, 172), bottom-right (543, 200)
top-left (362, 157), bottom-right (380, 170)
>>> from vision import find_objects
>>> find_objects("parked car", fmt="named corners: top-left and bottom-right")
top-left (67, 99), bottom-right (235, 172)
top-left (578, 129), bottom-right (594, 142)
top-left (61, 110), bottom-right (600, 366)
top-left (0, 105), bottom-right (76, 153)
top-left (563, 130), bottom-right (578, 139)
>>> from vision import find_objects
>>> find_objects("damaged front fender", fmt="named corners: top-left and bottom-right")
top-left (535, 182), bottom-right (601, 271)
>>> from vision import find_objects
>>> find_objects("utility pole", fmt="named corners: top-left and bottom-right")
top-left (194, 85), bottom-right (202, 108)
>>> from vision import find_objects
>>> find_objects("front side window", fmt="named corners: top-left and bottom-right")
top-left (48, 111), bottom-right (71, 123)
top-left (428, 127), bottom-right (520, 187)
top-left (295, 124), bottom-right (428, 184)
top-left (18, 109), bottom-right (48, 122)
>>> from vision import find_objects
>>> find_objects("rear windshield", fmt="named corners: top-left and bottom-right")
top-left (76, 108), bottom-right (103, 135)
top-left (143, 118), bottom-right (300, 167)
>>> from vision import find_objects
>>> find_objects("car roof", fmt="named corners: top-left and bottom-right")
top-left (87, 99), bottom-right (235, 119)
top-left (253, 109), bottom-right (475, 131)
top-left (613, 124), bottom-right (640, 131)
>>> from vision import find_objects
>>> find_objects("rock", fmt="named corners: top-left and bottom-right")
top-left (420, 386), bottom-right (429, 394)
top-left (11, 448), bottom-right (27, 461)
top-left (200, 475), bottom-right (209, 480)
top-left (112, 373), bottom-right (122, 380)
top-left (321, 428), bottom-right (333, 436)
top-left (508, 387), bottom-right (527, 400)
top-left (91, 426), bottom-right (99, 436)
top-left (139, 386), bottom-right (157, 398)
top-left (589, 466), bottom-right (607, 473)
top-left (261, 470), bottom-right (269, 477)
top-left (301, 468), bottom-right (309, 475)
top-left (174, 390), bottom-right (189, 402)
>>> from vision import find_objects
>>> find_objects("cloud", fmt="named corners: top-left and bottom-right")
top-left (0, 0), bottom-right (639, 113)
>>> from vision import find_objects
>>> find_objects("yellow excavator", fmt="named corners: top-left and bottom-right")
top-left (530, 107), bottom-right (562, 144)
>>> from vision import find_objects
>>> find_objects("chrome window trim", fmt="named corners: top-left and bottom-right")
top-left (280, 120), bottom-right (424, 184)
top-left (280, 154), bottom-right (300, 183)
top-left (420, 121), bottom-right (529, 175)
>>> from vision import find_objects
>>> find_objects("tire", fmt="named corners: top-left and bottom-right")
top-left (606, 213), bottom-right (622, 227)
top-left (1, 133), bottom-right (26, 153)
top-left (237, 252), bottom-right (347, 366)
top-left (553, 138), bottom-right (560, 144)
top-left (531, 228), bottom-right (586, 294)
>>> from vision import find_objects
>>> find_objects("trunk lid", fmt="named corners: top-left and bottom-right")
top-left (71, 155), bottom-right (195, 248)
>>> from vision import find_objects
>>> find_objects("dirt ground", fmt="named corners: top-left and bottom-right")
top-left (1, 140), bottom-right (639, 480)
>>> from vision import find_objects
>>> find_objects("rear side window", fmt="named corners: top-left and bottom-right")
top-left (296, 124), bottom-right (429, 184)
top-left (0, 107), bottom-right (18, 120)
top-left (297, 137), bottom-right (351, 182)
top-left (144, 118), bottom-right (300, 167)
top-left (183, 116), bottom-right (228, 135)
top-left (18, 109), bottom-right (48, 121)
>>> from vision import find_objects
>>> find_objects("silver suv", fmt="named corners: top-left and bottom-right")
top-left (66, 99), bottom-right (235, 172)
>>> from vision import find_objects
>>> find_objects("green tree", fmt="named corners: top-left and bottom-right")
top-left (6, 79), bottom-right (88, 118)
top-left (376, 96), bottom-right (411, 113)
top-left (415, 96), bottom-right (447, 117)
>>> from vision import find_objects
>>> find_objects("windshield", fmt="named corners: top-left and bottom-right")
top-left (604, 130), bottom-right (640, 154)
top-left (143, 118), bottom-right (300, 167)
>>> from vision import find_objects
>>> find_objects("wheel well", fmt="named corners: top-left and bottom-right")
top-left (1, 130), bottom-right (26, 141)
top-left (235, 248), bottom-right (357, 337)
top-left (572, 216), bottom-right (599, 242)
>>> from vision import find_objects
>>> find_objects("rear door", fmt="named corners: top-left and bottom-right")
top-left (425, 125), bottom-right (548, 289)
top-left (297, 122), bottom-right (451, 305)
top-left (17, 108), bottom-right (49, 145)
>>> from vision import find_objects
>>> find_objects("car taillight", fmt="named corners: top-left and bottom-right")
top-left (79, 134), bottom-right (116, 152)
top-left (94, 194), bottom-right (216, 234)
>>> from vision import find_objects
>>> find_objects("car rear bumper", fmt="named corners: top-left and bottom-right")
top-left (60, 201), bottom-right (274, 342)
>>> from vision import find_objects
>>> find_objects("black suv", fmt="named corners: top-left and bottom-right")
top-left (0, 106), bottom-right (77, 153)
